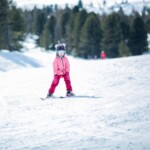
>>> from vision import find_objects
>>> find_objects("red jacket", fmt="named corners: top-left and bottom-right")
top-left (101, 52), bottom-right (106, 59)
top-left (53, 56), bottom-right (70, 75)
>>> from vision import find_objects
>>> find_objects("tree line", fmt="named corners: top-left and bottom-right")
top-left (0, 0), bottom-right (149, 58)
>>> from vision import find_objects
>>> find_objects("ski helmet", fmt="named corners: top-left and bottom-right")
top-left (55, 43), bottom-right (66, 58)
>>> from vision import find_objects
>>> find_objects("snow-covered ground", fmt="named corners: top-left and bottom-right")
top-left (0, 38), bottom-right (150, 149)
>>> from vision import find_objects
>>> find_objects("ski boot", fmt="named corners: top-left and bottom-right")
top-left (47, 93), bottom-right (53, 98)
top-left (66, 91), bottom-right (74, 97)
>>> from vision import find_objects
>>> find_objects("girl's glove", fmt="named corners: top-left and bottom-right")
top-left (65, 72), bottom-right (69, 75)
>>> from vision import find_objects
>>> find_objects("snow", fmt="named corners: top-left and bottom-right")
top-left (12, 0), bottom-right (121, 8)
top-left (13, 0), bottom-right (150, 15)
top-left (0, 37), bottom-right (150, 149)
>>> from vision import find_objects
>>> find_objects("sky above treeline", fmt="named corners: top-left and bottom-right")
top-left (13, 0), bottom-right (143, 8)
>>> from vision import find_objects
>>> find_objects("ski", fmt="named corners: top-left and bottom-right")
top-left (41, 95), bottom-right (99, 100)
top-left (40, 95), bottom-right (75, 100)
top-left (40, 96), bottom-right (58, 100)
top-left (40, 97), bottom-right (49, 100)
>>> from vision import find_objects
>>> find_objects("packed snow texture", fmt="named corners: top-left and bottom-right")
top-left (0, 38), bottom-right (150, 149)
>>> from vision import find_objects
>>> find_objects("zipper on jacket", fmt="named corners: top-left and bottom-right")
top-left (61, 58), bottom-right (64, 75)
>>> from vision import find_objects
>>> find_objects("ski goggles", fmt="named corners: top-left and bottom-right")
top-left (57, 50), bottom-right (65, 55)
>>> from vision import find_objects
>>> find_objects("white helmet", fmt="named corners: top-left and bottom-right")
top-left (55, 43), bottom-right (66, 58)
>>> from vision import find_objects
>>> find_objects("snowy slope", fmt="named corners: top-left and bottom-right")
top-left (0, 47), bottom-right (150, 149)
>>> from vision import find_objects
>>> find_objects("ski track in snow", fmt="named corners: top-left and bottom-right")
top-left (0, 51), bottom-right (150, 150)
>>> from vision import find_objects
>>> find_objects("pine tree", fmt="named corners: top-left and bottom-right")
top-left (60, 8), bottom-right (71, 39)
top-left (0, 0), bottom-right (10, 50)
top-left (65, 6), bottom-right (79, 53)
top-left (39, 15), bottom-right (56, 50)
top-left (23, 10), bottom-right (32, 33)
top-left (119, 40), bottom-right (131, 57)
top-left (79, 13), bottom-right (102, 58)
top-left (33, 11), bottom-right (46, 35)
top-left (10, 7), bottom-right (24, 32)
top-left (142, 6), bottom-right (150, 33)
top-left (72, 9), bottom-right (87, 55)
top-left (78, 0), bottom-right (83, 9)
top-left (54, 10), bottom-right (65, 44)
top-left (101, 12), bottom-right (122, 58)
top-left (9, 5), bottom-right (25, 50)
top-left (118, 7), bottom-right (130, 41)
top-left (128, 14), bottom-right (148, 55)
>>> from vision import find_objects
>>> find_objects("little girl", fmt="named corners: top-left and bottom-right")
top-left (47, 43), bottom-right (74, 98)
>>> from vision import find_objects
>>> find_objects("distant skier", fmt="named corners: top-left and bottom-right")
top-left (47, 43), bottom-right (74, 98)
top-left (100, 51), bottom-right (106, 59)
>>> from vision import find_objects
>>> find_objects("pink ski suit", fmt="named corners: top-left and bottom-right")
top-left (53, 56), bottom-right (70, 75)
top-left (48, 56), bottom-right (73, 94)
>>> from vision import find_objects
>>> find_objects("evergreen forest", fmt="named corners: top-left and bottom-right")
top-left (0, 0), bottom-right (149, 58)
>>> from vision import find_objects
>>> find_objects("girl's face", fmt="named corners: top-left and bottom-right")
top-left (57, 50), bottom-right (65, 57)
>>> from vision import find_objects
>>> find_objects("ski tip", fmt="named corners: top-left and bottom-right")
top-left (60, 96), bottom-right (65, 98)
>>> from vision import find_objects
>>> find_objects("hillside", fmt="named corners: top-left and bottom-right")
top-left (0, 48), bottom-right (150, 149)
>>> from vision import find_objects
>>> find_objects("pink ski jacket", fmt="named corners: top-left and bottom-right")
top-left (53, 56), bottom-right (70, 75)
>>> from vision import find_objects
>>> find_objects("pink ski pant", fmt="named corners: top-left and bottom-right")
top-left (48, 73), bottom-right (72, 94)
